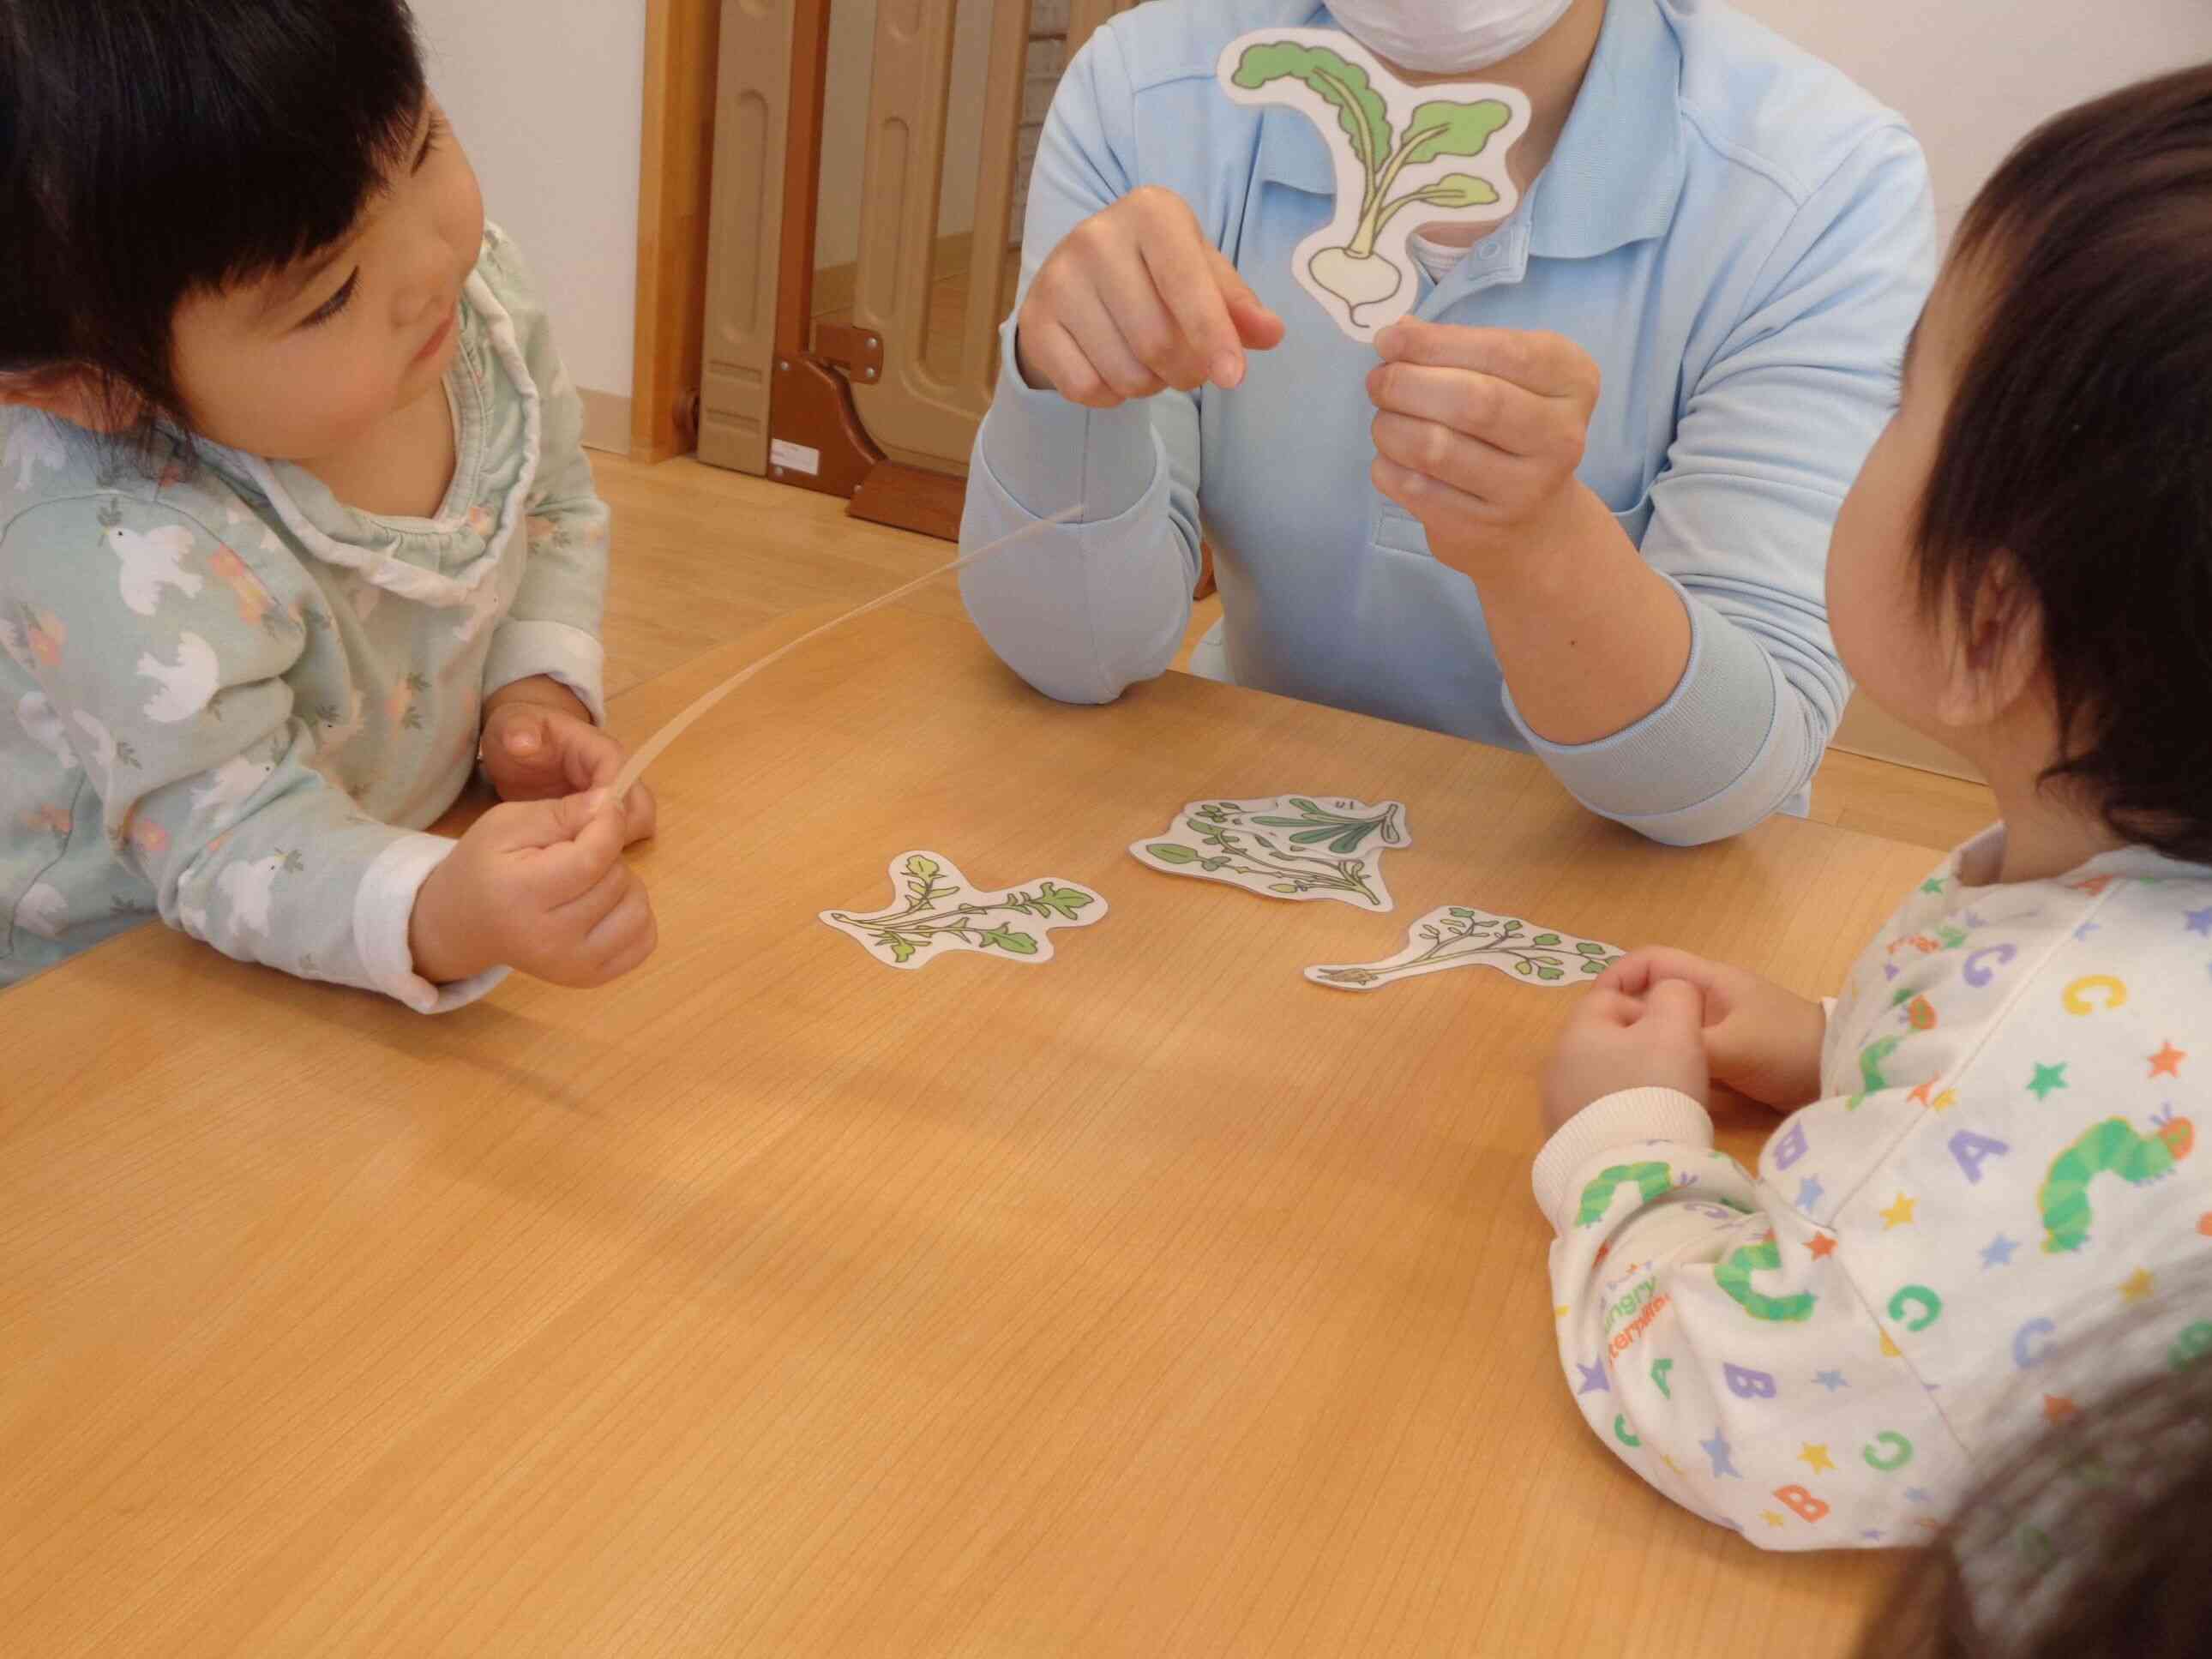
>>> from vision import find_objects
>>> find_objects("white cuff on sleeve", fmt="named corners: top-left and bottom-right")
top-left (356, 833), bottom-right (510, 1013)
top-left (484, 620), bottom-right (607, 724)
top-left (1531, 1087), bottom-right (1716, 1233)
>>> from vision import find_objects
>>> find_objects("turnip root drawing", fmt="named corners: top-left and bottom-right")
top-left (1130, 796), bottom-right (1411, 911)
top-left (821, 852), bottom-right (1108, 971)
top-left (1218, 29), bottom-right (1528, 340)
top-left (1307, 905), bottom-right (1620, 992)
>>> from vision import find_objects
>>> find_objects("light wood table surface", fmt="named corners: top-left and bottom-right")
top-left (1, 606), bottom-right (1932, 1656)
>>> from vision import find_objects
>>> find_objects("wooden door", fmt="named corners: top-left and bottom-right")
top-left (698, 0), bottom-right (1139, 540)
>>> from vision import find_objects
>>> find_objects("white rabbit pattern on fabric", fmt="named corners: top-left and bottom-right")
top-left (0, 225), bottom-right (610, 1010)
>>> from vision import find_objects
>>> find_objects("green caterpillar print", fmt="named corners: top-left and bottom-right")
top-left (1577, 1163), bottom-right (1672, 1227)
top-left (1716, 1235), bottom-right (1816, 1322)
top-left (1848, 1036), bottom-right (1902, 1109)
top-left (2039, 1112), bottom-right (2195, 1254)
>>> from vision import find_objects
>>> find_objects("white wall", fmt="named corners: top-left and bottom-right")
top-left (1734, 0), bottom-right (2212, 239)
top-left (411, 0), bottom-right (646, 400)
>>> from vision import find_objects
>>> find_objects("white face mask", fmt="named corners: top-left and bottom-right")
top-left (1325, 0), bottom-right (1577, 74)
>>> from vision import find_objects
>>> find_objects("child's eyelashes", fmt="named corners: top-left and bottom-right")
top-left (302, 270), bottom-right (360, 329)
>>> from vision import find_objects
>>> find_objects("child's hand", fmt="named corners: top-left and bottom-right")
top-left (1600, 948), bottom-right (1826, 1110)
top-left (1542, 982), bottom-right (1709, 1134)
top-left (481, 680), bottom-right (657, 845)
top-left (410, 790), bottom-right (658, 989)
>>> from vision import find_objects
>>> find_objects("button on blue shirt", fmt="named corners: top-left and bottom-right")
top-left (960, 0), bottom-right (1936, 845)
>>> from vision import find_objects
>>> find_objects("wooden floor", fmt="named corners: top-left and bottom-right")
top-left (593, 452), bottom-right (1998, 856)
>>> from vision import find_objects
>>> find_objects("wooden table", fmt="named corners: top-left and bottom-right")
top-left (1, 606), bottom-right (1932, 1656)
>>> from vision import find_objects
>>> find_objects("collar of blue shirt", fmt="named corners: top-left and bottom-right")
top-left (1253, 0), bottom-right (1689, 262)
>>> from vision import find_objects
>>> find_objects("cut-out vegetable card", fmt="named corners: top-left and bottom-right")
top-left (1130, 796), bottom-right (1411, 911)
top-left (1217, 28), bottom-right (1530, 341)
top-left (821, 851), bottom-right (1108, 971)
top-left (1307, 905), bottom-right (1620, 992)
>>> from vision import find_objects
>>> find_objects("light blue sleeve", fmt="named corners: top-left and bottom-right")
top-left (959, 23), bottom-right (1202, 706)
top-left (1506, 127), bottom-right (1938, 846)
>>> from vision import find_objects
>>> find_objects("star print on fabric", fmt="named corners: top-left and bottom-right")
top-left (1814, 1370), bottom-right (1848, 1392)
top-left (1761, 1511), bottom-right (1786, 1529)
top-left (1577, 1360), bottom-right (1609, 1395)
top-left (2044, 1394), bottom-right (2080, 1424)
top-left (1883, 962), bottom-right (1901, 982)
top-left (1861, 1529), bottom-right (1884, 1543)
top-left (1920, 875), bottom-right (1948, 896)
top-left (2028, 1062), bottom-right (2069, 1100)
top-left (1931, 1089), bottom-right (1958, 1112)
top-left (1880, 1193), bottom-right (1918, 1229)
top-left (1662, 1454), bottom-right (1682, 1476)
top-left (1795, 1177), bottom-right (1825, 1211)
top-left (2150, 1042), bottom-right (2188, 1079)
top-left (1701, 1428), bottom-right (1740, 1479)
top-left (2185, 905), bottom-right (2212, 937)
top-left (2076, 920), bottom-right (2101, 941)
top-left (2122, 1268), bottom-right (2156, 1303)
top-left (1807, 1233), bottom-right (1837, 1260)
top-left (1905, 1487), bottom-right (1932, 1506)
top-left (1800, 1443), bottom-right (1836, 1473)
top-left (1981, 1235), bottom-right (2020, 1268)
top-left (1908, 1082), bottom-right (1934, 1106)
top-left (1555, 1303), bottom-right (1570, 1319)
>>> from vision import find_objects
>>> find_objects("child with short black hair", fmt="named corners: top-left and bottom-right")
top-left (1868, 1273), bottom-right (2212, 1656)
top-left (1, 0), bottom-right (656, 1007)
top-left (1533, 63), bottom-right (2212, 1548)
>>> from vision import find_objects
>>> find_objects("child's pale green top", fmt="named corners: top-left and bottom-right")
top-left (0, 225), bottom-right (609, 1010)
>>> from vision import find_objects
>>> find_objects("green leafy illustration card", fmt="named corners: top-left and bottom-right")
top-left (822, 851), bottom-right (1108, 971)
top-left (1217, 27), bottom-right (1530, 341)
top-left (1130, 796), bottom-right (1412, 911)
top-left (1307, 904), bottom-right (1620, 991)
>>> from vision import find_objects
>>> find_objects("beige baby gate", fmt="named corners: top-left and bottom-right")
top-left (696, 0), bottom-right (1142, 541)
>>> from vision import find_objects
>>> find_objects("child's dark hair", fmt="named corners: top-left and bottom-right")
top-left (0, 0), bottom-right (426, 434)
top-left (1916, 63), bottom-right (2212, 865)
top-left (1864, 1283), bottom-right (2212, 1657)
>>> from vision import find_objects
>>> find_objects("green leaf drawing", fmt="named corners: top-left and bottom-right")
top-left (1230, 41), bottom-right (1393, 186)
top-left (1398, 99), bottom-right (1515, 167)
top-left (824, 852), bottom-right (1104, 970)
top-left (1310, 905), bottom-right (1623, 992)
top-left (1232, 39), bottom-right (1518, 328)
top-left (1138, 795), bottom-right (1404, 907)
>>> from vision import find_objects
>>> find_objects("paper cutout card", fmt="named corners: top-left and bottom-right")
top-left (1217, 27), bottom-right (1530, 341)
top-left (1130, 796), bottom-right (1411, 911)
top-left (821, 851), bottom-right (1108, 971)
top-left (1306, 905), bottom-right (1620, 992)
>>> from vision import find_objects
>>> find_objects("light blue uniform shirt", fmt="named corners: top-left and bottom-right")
top-left (960, 0), bottom-right (1936, 845)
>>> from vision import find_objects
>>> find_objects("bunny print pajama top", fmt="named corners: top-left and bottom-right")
top-left (0, 225), bottom-right (609, 1010)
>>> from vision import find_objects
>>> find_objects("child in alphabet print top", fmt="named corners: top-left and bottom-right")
top-left (1532, 66), bottom-right (2212, 1551)
top-left (0, 2), bottom-right (657, 1006)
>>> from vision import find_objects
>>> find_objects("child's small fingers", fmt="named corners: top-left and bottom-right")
top-left (1642, 980), bottom-right (1707, 1034)
top-left (622, 784), bottom-right (658, 845)
top-left (553, 857), bottom-right (635, 936)
top-left (585, 881), bottom-right (655, 963)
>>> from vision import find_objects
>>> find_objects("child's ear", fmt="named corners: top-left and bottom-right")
top-left (1932, 556), bottom-right (2043, 732)
top-left (0, 367), bottom-right (138, 434)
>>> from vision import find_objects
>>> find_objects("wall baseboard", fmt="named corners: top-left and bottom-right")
top-left (579, 388), bottom-right (635, 458)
